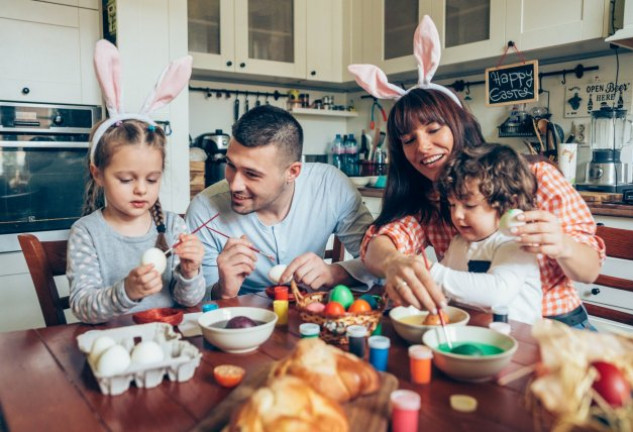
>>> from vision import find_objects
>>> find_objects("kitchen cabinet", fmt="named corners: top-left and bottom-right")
top-left (0, 0), bottom-right (100, 105)
top-left (359, 0), bottom-right (609, 75)
top-left (188, 0), bottom-right (307, 79)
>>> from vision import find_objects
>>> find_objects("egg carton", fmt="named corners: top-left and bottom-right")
top-left (77, 322), bottom-right (201, 396)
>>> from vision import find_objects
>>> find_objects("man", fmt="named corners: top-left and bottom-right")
top-left (186, 105), bottom-right (377, 299)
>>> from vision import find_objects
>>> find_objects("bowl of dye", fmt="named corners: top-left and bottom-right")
top-left (422, 325), bottom-right (518, 382)
top-left (389, 305), bottom-right (470, 344)
top-left (198, 307), bottom-right (277, 354)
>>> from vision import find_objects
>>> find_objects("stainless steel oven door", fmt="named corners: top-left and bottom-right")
top-left (0, 140), bottom-right (88, 252)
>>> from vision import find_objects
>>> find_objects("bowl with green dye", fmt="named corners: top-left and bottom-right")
top-left (422, 325), bottom-right (518, 382)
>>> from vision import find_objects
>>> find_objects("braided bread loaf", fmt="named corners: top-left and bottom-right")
top-left (271, 338), bottom-right (381, 402)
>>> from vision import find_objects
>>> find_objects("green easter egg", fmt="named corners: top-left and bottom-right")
top-left (359, 293), bottom-right (378, 310)
top-left (329, 285), bottom-right (354, 309)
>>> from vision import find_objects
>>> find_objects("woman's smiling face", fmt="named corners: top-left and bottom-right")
top-left (400, 122), bottom-right (454, 181)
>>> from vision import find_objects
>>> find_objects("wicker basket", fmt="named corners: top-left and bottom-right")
top-left (290, 281), bottom-right (385, 345)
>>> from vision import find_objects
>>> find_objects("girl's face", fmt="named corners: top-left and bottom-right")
top-left (92, 144), bottom-right (163, 222)
top-left (447, 179), bottom-right (499, 242)
top-left (400, 122), bottom-right (454, 181)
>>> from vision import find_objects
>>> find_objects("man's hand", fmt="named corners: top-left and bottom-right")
top-left (279, 252), bottom-right (341, 290)
top-left (125, 264), bottom-right (163, 301)
top-left (215, 235), bottom-right (257, 298)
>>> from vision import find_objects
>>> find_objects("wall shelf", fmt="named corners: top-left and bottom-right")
top-left (289, 108), bottom-right (358, 117)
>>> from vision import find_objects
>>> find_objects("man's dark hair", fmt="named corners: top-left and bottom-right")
top-left (231, 105), bottom-right (303, 163)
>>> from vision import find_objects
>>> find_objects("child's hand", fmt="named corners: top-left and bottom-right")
top-left (174, 233), bottom-right (204, 279)
top-left (124, 264), bottom-right (163, 300)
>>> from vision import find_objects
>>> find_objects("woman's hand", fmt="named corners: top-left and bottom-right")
top-left (512, 210), bottom-right (571, 259)
top-left (125, 264), bottom-right (163, 300)
top-left (383, 252), bottom-right (446, 314)
top-left (174, 233), bottom-right (205, 279)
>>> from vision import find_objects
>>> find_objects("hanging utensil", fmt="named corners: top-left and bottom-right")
top-left (244, 92), bottom-right (249, 115)
top-left (233, 97), bottom-right (240, 122)
top-left (255, 93), bottom-right (261, 107)
top-left (532, 118), bottom-right (546, 154)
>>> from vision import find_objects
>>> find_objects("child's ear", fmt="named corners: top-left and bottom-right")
top-left (90, 163), bottom-right (104, 187)
top-left (509, 194), bottom-right (519, 208)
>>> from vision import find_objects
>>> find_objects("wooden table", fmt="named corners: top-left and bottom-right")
top-left (0, 293), bottom-right (546, 432)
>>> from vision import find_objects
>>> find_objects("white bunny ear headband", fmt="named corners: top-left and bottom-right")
top-left (347, 15), bottom-right (461, 107)
top-left (90, 39), bottom-right (193, 163)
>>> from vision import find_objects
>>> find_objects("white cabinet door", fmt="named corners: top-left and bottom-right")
top-left (506, 0), bottom-right (607, 51)
top-left (234, 0), bottom-right (307, 78)
top-left (306, 0), bottom-right (343, 82)
top-left (0, 0), bottom-right (100, 105)
top-left (188, 0), bottom-right (236, 72)
top-left (430, 0), bottom-right (507, 65)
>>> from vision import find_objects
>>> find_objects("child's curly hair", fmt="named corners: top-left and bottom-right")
top-left (437, 143), bottom-right (537, 221)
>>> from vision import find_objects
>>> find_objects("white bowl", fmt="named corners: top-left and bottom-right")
top-left (349, 176), bottom-right (370, 187)
top-left (389, 306), bottom-right (470, 344)
top-left (198, 307), bottom-right (277, 354)
top-left (422, 325), bottom-right (518, 382)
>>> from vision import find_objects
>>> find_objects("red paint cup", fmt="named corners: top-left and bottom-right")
top-left (408, 345), bottom-right (433, 384)
top-left (390, 390), bottom-right (421, 432)
top-left (274, 286), bottom-right (289, 301)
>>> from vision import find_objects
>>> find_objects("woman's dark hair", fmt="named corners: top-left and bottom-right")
top-left (232, 105), bottom-right (303, 164)
top-left (84, 119), bottom-right (169, 251)
top-left (436, 143), bottom-right (537, 221)
top-left (374, 88), bottom-right (485, 227)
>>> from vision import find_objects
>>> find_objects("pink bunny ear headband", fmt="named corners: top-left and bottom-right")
top-left (347, 15), bottom-right (461, 107)
top-left (90, 40), bottom-right (193, 163)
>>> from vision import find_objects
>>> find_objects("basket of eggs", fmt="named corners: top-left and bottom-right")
top-left (290, 280), bottom-right (385, 344)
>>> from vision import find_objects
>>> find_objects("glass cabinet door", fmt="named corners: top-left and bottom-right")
top-left (188, 0), bottom-right (235, 71)
top-left (384, 0), bottom-right (420, 60)
top-left (234, 0), bottom-right (306, 78)
top-left (444, 0), bottom-right (490, 48)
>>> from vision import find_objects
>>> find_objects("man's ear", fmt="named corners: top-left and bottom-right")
top-left (286, 161), bottom-right (302, 183)
top-left (90, 163), bottom-right (104, 187)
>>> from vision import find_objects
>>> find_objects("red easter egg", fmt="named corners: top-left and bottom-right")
top-left (348, 299), bottom-right (372, 313)
top-left (324, 301), bottom-right (346, 317)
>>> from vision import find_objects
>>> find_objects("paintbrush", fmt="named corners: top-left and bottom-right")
top-left (164, 213), bottom-right (220, 256)
top-left (420, 248), bottom-right (453, 349)
top-left (206, 226), bottom-right (276, 262)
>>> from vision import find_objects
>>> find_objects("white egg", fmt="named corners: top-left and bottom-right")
top-left (88, 335), bottom-right (116, 364)
top-left (96, 344), bottom-right (131, 377)
top-left (141, 247), bottom-right (167, 274)
top-left (499, 209), bottom-right (525, 236)
top-left (268, 264), bottom-right (288, 284)
top-left (130, 341), bottom-right (164, 365)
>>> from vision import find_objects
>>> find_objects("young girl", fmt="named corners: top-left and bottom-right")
top-left (431, 143), bottom-right (542, 324)
top-left (67, 40), bottom-right (205, 323)
top-left (349, 16), bottom-right (604, 329)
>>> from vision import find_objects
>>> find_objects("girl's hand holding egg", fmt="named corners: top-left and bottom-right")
top-left (125, 261), bottom-right (164, 301)
top-left (173, 233), bottom-right (204, 279)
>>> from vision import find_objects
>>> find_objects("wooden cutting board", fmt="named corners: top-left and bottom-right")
top-left (578, 191), bottom-right (622, 203)
top-left (192, 363), bottom-right (398, 432)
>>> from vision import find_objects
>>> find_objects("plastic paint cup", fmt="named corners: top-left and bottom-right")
top-left (273, 300), bottom-right (288, 325)
top-left (201, 303), bottom-right (218, 313)
top-left (390, 389), bottom-right (421, 432)
top-left (408, 345), bottom-right (433, 384)
top-left (492, 305), bottom-right (509, 323)
top-left (346, 325), bottom-right (368, 358)
top-left (368, 335), bottom-right (390, 371)
top-left (299, 323), bottom-right (320, 338)
top-left (274, 286), bottom-right (289, 301)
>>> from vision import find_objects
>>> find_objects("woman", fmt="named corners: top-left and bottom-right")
top-left (359, 88), bottom-right (604, 329)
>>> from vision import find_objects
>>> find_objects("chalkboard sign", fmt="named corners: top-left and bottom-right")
top-left (485, 60), bottom-right (539, 107)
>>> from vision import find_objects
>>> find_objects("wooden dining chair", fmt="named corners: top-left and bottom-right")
top-left (584, 226), bottom-right (633, 326)
top-left (18, 234), bottom-right (70, 327)
top-left (324, 236), bottom-right (345, 263)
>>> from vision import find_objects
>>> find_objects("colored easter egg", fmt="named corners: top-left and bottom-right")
top-left (359, 294), bottom-right (379, 310)
top-left (329, 285), bottom-right (354, 309)
top-left (324, 301), bottom-right (346, 317)
top-left (305, 302), bottom-right (326, 313)
top-left (348, 299), bottom-right (372, 313)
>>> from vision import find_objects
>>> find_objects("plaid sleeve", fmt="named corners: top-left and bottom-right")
top-left (360, 215), bottom-right (427, 260)
top-left (533, 162), bottom-right (605, 261)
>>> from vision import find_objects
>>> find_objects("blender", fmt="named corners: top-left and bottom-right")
top-left (576, 107), bottom-right (631, 192)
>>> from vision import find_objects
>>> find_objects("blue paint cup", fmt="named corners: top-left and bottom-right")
top-left (368, 335), bottom-right (390, 371)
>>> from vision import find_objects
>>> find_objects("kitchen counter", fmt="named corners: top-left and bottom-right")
top-left (357, 188), bottom-right (633, 219)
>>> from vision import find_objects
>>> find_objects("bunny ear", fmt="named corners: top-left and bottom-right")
top-left (348, 64), bottom-right (406, 100)
top-left (139, 56), bottom-right (193, 115)
top-left (413, 15), bottom-right (441, 86)
top-left (93, 40), bottom-right (123, 116)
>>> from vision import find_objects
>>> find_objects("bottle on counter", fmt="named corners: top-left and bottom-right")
top-left (331, 134), bottom-right (345, 171)
top-left (344, 133), bottom-right (359, 176)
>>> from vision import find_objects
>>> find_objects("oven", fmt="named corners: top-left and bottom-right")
top-left (0, 101), bottom-right (101, 252)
